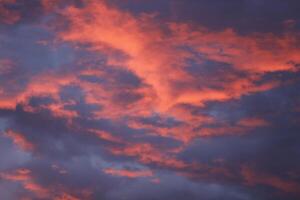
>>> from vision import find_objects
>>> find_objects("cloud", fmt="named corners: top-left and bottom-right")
top-left (242, 166), bottom-right (300, 194)
top-left (4, 130), bottom-right (35, 152)
top-left (0, 0), bottom-right (300, 199)
top-left (59, 0), bottom-right (300, 109)
top-left (0, 0), bottom-right (20, 24)
top-left (103, 168), bottom-right (153, 178)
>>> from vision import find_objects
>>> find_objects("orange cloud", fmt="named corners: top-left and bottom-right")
top-left (237, 117), bottom-right (269, 127)
top-left (59, 0), bottom-right (300, 114)
top-left (54, 193), bottom-right (80, 200)
top-left (0, 168), bottom-right (31, 181)
top-left (110, 143), bottom-right (188, 169)
top-left (0, 168), bottom-right (83, 199)
top-left (0, 69), bottom-right (76, 110)
top-left (242, 166), bottom-right (300, 194)
top-left (0, 0), bottom-right (295, 146)
top-left (47, 0), bottom-right (300, 145)
top-left (199, 117), bottom-right (269, 137)
top-left (23, 182), bottom-right (50, 198)
top-left (5, 130), bottom-right (34, 152)
top-left (89, 129), bottom-right (123, 144)
top-left (104, 168), bottom-right (153, 178)
top-left (0, 1), bottom-right (298, 198)
top-left (170, 23), bottom-right (300, 73)
top-left (0, 168), bottom-right (50, 198)
top-left (58, 0), bottom-right (193, 112)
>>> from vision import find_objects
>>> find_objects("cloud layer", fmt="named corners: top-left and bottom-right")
top-left (1, 0), bottom-right (300, 199)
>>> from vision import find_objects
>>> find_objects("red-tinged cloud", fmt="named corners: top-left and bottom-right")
top-left (0, 168), bottom-right (31, 181)
top-left (57, 0), bottom-right (211, 111)
top-left (103, 168), bottom-right (153, 178)
top-left (5, 130), bottom-right (34, 151)
top-left (199, 117), bottom-right (269, 137)
top-left (242, 166), bottom-right (300, 194)
top-left (0, 169), bottom-right (49, 198)
top-left (58, 0), bottom-right (300, 113)
top-left (0, 69), bottom-right (76, 110)
top-left (0, 168), bottom-right (86, 199)
top-left (23, 182), bottom-right (50, 198)
top-left (110, 143), bottom-right (188, 170)
top-left (54, 193), bottom-right (80, 200)
top-left (170, 23), bottom-right (300, 73)
top-left (237, 117), bottom-right (269, 127)
top-left (0, 59), bottom-right (14, 74)
top-left (0, 0), bottom-right (20, 24)
top-left (49, 0), bottom-right (300, 145)
top-left (0, 1), bottom-right (300, 200)
top-left (89, 129), bottom-right (123, 144)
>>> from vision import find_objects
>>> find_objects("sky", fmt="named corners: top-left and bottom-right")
top-left (0, 0), bottom-right (300, 199)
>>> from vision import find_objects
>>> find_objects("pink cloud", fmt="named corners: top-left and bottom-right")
top-left (5, 130), bottom-right (35, 152)
top-left (103, 168), bottom-right (153, 178)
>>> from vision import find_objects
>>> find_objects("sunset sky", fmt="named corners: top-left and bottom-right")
top-left (1, 0), bottom-right (300, 199)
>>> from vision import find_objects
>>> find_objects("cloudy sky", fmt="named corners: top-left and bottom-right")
top-left (1, 0), bottom-right (300, 199)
